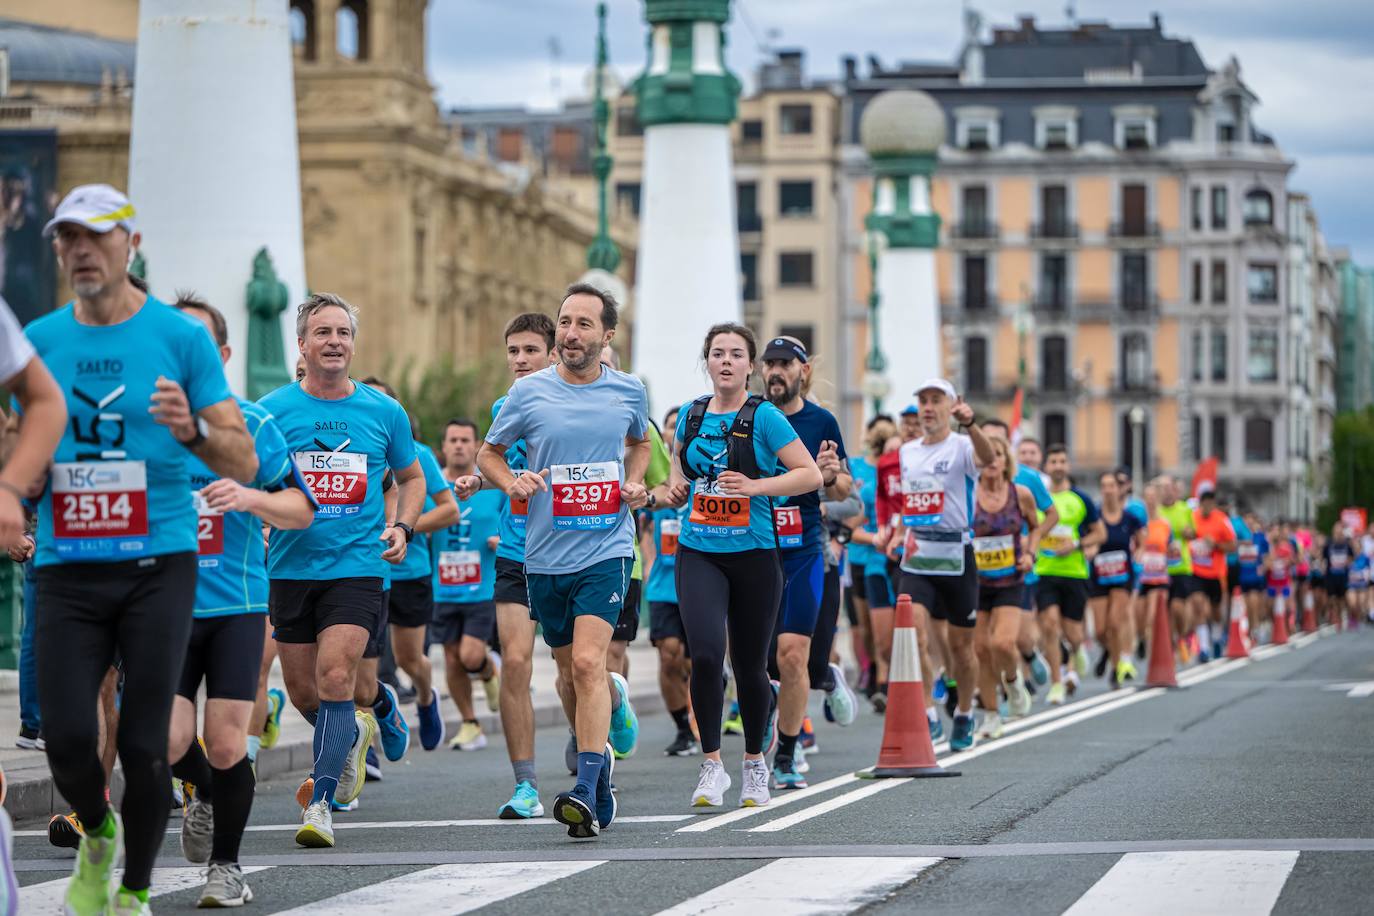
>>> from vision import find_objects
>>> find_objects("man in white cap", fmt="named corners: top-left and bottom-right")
top-left (25, 183), bottom-right (256, 916)
top-left (883, 378), bottom-right (994, 752)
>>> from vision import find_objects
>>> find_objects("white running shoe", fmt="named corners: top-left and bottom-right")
top-left (824, 662), bottom-right (858, 726)
top-left (1006, 671), bottom-right (1033, 717)
top-left (691, 759), bottom-right (730, 807)
top-left (740, 757), bottom-right (771, 808)
top-left (976, 712), bottom-right (1004, 740)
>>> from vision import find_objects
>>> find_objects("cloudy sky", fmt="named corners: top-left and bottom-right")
top-left (427, 0), bottom-right (1374, 262)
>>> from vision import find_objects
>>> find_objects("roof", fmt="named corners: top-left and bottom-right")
top-left (0, 17), bottom-right (136, 87)
top-left (982, 18), bottom-right (1208, 81)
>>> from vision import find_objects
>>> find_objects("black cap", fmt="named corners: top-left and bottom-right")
top-left (761, 337), bottom-right (808, 364)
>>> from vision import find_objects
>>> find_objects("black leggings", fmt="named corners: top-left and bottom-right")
top-left (36, 552), bottom-right (197, 893)
top-left (676, 546), bottom-right (782, 755)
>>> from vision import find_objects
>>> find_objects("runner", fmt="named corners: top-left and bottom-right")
top-left (1087, 471), bottom-right (1145, 686)
top-left (1190, 487), bottom-right (1236, 659)
top-left (1137, 483), bottom-right (1175, 642)
top-left (759, 336), bottom-right (855, 790)
top-left (1323, 522), bottom-right (1355, 628)
top-left (26, 184), bottom-right (256, 915)
top-left (1033, 445), bottom-right (1105, 705)
top-left (885, 379), bottom-right (995, 750)
top-left (478, 283), bottom-right (650, 838)
top-left (1156, 476), bottom-right (1201, 660)
top-left (1265, 530), bottom-right (1296, 638)
top-left (665, 322), bottom-right (821, 807)
top-left (166, 295), bottom-right (317, 906)
top-left (433, 418), bottom-right (503, 751)
top-left (845, 417), bottom-right (897, 703)
top-left (872, 407), bottom-right (920, 715)
top-left (971, 435), bottom-right (1041, 738)
top-left (260, 292), bottom-right (425, 849)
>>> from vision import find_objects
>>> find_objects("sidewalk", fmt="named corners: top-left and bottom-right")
top-left (0, 642), bottom-right (664, 821)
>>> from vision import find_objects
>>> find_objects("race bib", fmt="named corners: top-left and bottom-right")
top-left (51, 461), bottom-right (150, 560)
top-left (509, 495), bottom-right (528, 530)
top-left (1141, 549), bottom-right (1169, 585)
top-left (689, 478), bottom-right (750, 538)
top-left (438, 550), bottom-right (482, 587)
top-left (1238, 543), bottom-right (1259, 566)
top-left (193, 490), bottom-right (224, 563)
top-left (1189, 538), bottom-right (1213, 568)
top-left (1330, 551), bottom-right (1349, 571)
top-left (551, 462), bottom-right (621, 531)
top-left (1093, 549), bottom-right (1130, 586)
top-left (973, 534), bottom-right (1015, 578)
top-left (1040, 525), bottom-right (1079, 558)
top-left (901, 477), bottom-right (945, 528)
top-left (1270, 559), bottom-right (1289, 580)
top-left (774, 505), bottom-right (803, 549)
top-left (295, 451), bottom-right (367, 518)
top-left (659, 518), bottom-right (680, 557)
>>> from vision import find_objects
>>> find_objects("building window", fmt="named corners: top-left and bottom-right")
top-left (1039, 254), bottom-right (1068, 310)
top-left (1247, 328), bottom-right (1279, 382)
top-left (1038, 118), bottom-right (1076, 150)
top-left (736, 182), bottom-right (759, 231)
top-left (1041, 335), bottom-right (1068, 392)
top-left (1040, 184), bottom-right (1070, 237)
top-left (1211, 329), bottom-right (1228, 382)
top-left (1244, 417), bottom-right (1274, 464)
top-left (614, 182), bottom-right (641, 219)
top-left (778, 251), bottom-right (814, 287)
top-left (965, 336), bottom-right (988, 394)
top-left (1191, 416), bottom-right (1203, 462)
top-left (955, 107), bottom-right (999, 151)
top-left (1191, 331), bottom-right (1204, 382)
top-left (1191, 261), bottom-right (1203, 304)
top-left (1190, 186), bottom-right (1203, 231)
top-left (964, 123), bottom-right (991, 150)
top-left (495, 127), bottom-right (523, 162)
top-left (1120, 332), bottom-right (1150, 388)
top-left (962, 255), bottom-right (989, 310)
top-left (1121, 253), bottom-right (1149, 310)
top-left (1116, 116), bottom-right (1155, 150)
top-left (960, 185), bottom-right (991, 236)
top-left (779, 104), bottom-right (813, 135)
top-left (551, 126), bottom-right (582, 172)
top-left (1118, 183), bottom-right (1148, 237)
top-left (1212, 415), bottom-right (1228, 463)
top-left (777, 324), bottom-right (814, 354)
top-left (741, 119), bottom-right (763, 142)
top-left (1210, 260), bottom-right (1227, 304)
top-left (778, 180), bottom-right (814, 217)
top-left (289, 0), bottom-right (316, 61)
top-left (1248, 263), bottom-right (1279, 303)
top-left (740, 252), bottom-right (758, 302)
top-left (1211, 185), bottom-right (1228, 230)
top-left (616, 105), bottom-right (643, 137)
top-left (1043, 412), bottom-right (1068, 449)
top-left (336, 0), bottom-right (368, 60)
top-left (1243, 188), bottom-right (1274, 226)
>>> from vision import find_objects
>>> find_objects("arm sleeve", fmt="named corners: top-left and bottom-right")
top-left (385, 403), bottom-right (418, 471)
top-left (182, 321), bottom-right (234, 412)
top-left (485, 384), bottom-right (524, 447)
top-left (0, 297), bottom-right (35, 385)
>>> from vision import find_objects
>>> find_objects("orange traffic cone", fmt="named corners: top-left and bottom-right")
top-left (1301, 592), bottom-right (1318, 633)
top-left (1146, 589), bottom-right (1179, 688)
top-left (1225, 586), bottom-right (1249, 659)
top-left (1272, 594), bottom-right (1290, 645)
top-left (864, 594), bottom-right (958, 779)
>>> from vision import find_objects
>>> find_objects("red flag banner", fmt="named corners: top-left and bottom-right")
top-left (1191, 456), bottom-right (1218, 500)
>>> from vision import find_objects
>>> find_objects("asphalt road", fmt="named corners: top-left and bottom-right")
top-left (12, 626), bottom-right (1374, 914)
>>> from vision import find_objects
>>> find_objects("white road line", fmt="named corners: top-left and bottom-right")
top-left (20, 866), bottom-right (271, 913)
top-left (1062, 850), bottom-right (1299, 915)
top-left (13, 814), bottom-right (692, 839)
top-left (652, 856), bottom-right (941, 915)
top-left (272, 860), bottom-right (605, 915)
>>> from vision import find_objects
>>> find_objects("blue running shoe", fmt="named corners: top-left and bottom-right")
top-left (950, 714), bottom-right (975, 751)
top-left (376, 683), bottom-right (410, 761)
top-left (364, 746), bottom-right (382, 782)
top-left (997, 697), bottom-right (1010, 719)
top-left (932, 672), bottom-right (948, 702)
top-left (762, 681), bottom-right (780, 757)
top-left (596, 743), bottom-right (617, 829)
top-left (552, 784), bottom-right (598, 839)
top-left (418, 687), bottom-right (445, 751)
top-left (928, 715), bottom-right (944, 743)
top-left (497, 781), bottom-right (544, 819)
top-left (772, 756), bottom-right (807, 790)
top-left (608, 672), bottom-right (639, 757)
top-left (261, 687), bottom-right (286, 750)
top-left (1029, 650), bottom-right (1051, 687)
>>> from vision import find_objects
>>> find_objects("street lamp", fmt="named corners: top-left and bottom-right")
top-left (1129, 405), bottom-right (1147, 495)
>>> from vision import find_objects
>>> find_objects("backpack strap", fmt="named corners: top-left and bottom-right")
top-left (677, 395), bottom-right (713, 481)
top-left (726, 395), bottom-right (764, 479)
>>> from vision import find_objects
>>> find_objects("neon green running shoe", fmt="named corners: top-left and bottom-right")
top-left (64, 812), bottom-right (122, 916)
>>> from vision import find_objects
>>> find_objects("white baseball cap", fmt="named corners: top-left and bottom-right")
top-left (914, 378), bottom-right (957, 400)
top-left (43, 184), bottom-right (137, 238)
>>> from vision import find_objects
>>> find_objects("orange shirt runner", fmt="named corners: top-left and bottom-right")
top-left (1190, 507), bottom-right (1236, 582)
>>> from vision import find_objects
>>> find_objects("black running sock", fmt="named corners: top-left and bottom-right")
top-left (776, 731), bottom-right (799, 764)
top-left (171, 740), bottom-right (214, 804)
top-left (209, 756), bottom-right (255, 865)
top-left (372, 680), bottom-right (395, 719)
top-left (1022, 650), bottom-right (1036, 663)
top-left (670, 707), bottom-right (691, 733)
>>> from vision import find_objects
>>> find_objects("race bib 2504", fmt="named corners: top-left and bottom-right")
top-left (901, 478), bottom-right (945, 528)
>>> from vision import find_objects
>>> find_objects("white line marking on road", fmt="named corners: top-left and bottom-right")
top-left (652, 856), bottom-right (941, 915)
top-left (12, 814), bottom-right (692, 839)
top-left (20, 866), bottom-right (271, 913)
top-left (1062, 850), bottom-right (1299, 915)
top-left (273, 860), bottom-right (605, 915)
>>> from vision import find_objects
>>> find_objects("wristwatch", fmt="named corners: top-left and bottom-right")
top-left (647, 492), bottom-right (658, 509)
top-left (180, 416), bottom-right (210, 449)
top-left (392, 522), bottom-right (415, 543)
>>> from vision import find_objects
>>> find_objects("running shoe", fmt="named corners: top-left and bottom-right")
top-left (1064, 670), bottom-right (1080, 696)
top-left (722, 707), bottom-right (745, 736)
top-left (483, 671), bottom-right (501, 714)
top-left (1094, 651), bottom-right (1109, 678)
top-left (928, 714), bottom-right (943, 742)
top-left (552, 784), bottom-right (598, 839)
top-left (950, 713), bottom-right (976, 751)
top-left (171, 779), bottom-right (185, 810)
top-left (771, 756), bottom-right (807, 790)
top-left (375, 683), bottom-right (410, 761)
top-left (295, 778), bottom-right (314, 811)
top-left (692, 759), bottom-right (730, 807)
top-left (942, 675), bottom-right (960, 719)
top-left (1073, 646), bottom-right (1090, 679)
top-left (418, 687), bottom-right (445, 751)
top-left (872, 690), bottom-right (888, 714)
top-left (824, 662), bottom-right (858, 727)
top-left (932, 672), bottom-right (947, 702)
top-left (1029, 650), bottom-right (1051, 686)
top-left (976, 712), bottom-right (1003, 741)
top-left (498, 780), bottom-right (544, 819)
top-left (330, 797), bottom-right (359, 813)
top-left (1046, 682), bottom-right (1067, 706)
top-left (595, 743), bottom-right (617, 829)
top-left (1197, 644), bottom-right (1211, 664)
top-left (794, 743), bottom-right (810, 775)
top-left (261, 687), bottom-right (286, 750)
top-left (65, 812), bottom-right (121, 916)
top-left (608, 672), bottom-right (639, 757)
top-left (337, 710), bottom-right (376, 805)
top-left (740, 758), bottom-right (770, 807)
top-left (47, 812), bottom-right (83, 850)
top-left (997, 697), bottom-right (1010, 719)
top-left (799, 717), bottom-right (816, 752)
top-left (564, 729), bottom-right (578, 775)
top-left (364, 746), bottom-right (383, 782)
top-left (199, 861), bottom-right (253, 908)
top-left (664, 730), bottom-right (699, 757)
top-left (180, 798), bottom-right (213, 864)
top-left (295, 800), bottom-right (334, 848)
top-left (449, 721), bottom-right (487, 751)
top-left (762, 680), bottom-right (780, 756)
top-left (1006, 672), bottom-right (1033, 718)
top-left (1116, 659), bottom-right (1138, 684)
top-left (1136, 638), bottom-right (1147, 660)
top-left (14, 725), bottom-right (42, 751)
top-left (106, 888), bottom-right (150, 916)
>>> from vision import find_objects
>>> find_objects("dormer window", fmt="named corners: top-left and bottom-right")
top-left (1113, 105), bottom-right (1157, 151)
top-left (955, 107), bottom-right (1000, 151)
top-left (1034, 106), bottom-right (1078, 151)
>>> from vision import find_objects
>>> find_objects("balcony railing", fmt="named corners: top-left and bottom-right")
top-left (1120, 290), bottom-right (1160, 314)
top-left (949, 220), bottom-right (1000, 241)
top-left (961, 291), bottom-right (997, 311)
top-left (1031, 220), bottom-right (1079, 241)
top-left (1110, 220), bottom-right (1162, 240)
top-left (1112, 371), bottom-right (1162, 396)
top-left (1033, 291), bottom-right (1070, 316)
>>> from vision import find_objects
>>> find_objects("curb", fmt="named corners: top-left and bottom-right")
top-left (2, 686), bottom-right (663, 823)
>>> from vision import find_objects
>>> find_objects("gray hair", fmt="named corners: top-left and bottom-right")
top-left (296, 292), bottom-right (359, 338)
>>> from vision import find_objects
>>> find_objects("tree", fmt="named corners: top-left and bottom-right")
top-left (1317, 407), bottom-right (1374, 531)
top-left (390, 355), bottom-right (507, 451)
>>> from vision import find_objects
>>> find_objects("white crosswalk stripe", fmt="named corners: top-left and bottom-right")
top-left (20, 865), bottom-right (272, 914)
top-left (651, 856), bottom-right (942, 915)
top-left (1062, 850), bottom-right (1300, 916)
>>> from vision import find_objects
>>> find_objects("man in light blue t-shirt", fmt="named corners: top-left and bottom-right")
top-left (479, 283), bottom-right (649, 840)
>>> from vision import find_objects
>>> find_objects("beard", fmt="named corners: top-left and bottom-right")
top-left (558, 342), bottom-right (598, 372)
top-left (766, 375), bottom-right (801, 405)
